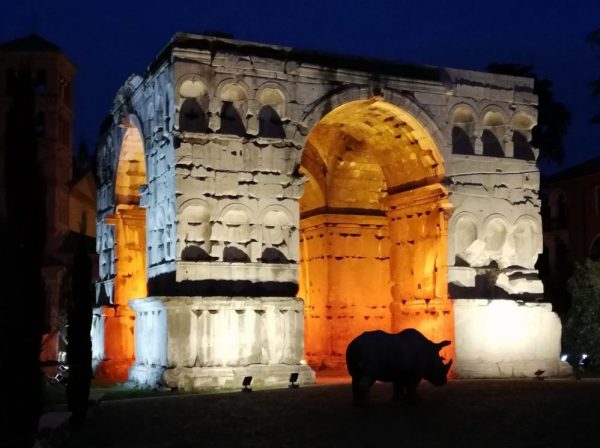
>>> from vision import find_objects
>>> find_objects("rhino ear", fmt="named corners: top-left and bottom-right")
top-left (436, 340), bottom-right (452, 351)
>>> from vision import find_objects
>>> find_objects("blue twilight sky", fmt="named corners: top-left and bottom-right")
top-left (1, 0), bottom-right (600, 174)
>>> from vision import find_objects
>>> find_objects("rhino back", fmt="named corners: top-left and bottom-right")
top-left (346, 330), bottom-right (432, 380)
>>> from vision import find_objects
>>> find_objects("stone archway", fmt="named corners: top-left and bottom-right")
top-left (299, 98), bottom-right (455, 371)
top-left (98, 120), bottom-right (148, 381)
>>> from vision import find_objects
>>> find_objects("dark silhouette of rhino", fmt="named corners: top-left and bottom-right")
top-left (346, 328), bottom-right (452, 404)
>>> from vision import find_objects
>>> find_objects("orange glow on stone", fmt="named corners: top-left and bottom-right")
top-left (299, 99), bottom-right (455, 375)
top-left (97, 125), bottom-right (147, 381)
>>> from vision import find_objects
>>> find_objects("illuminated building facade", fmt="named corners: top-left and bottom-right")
top-left (94, 33), bottom-right (570, 388)
top-left (0, 33), bottom-right (97, 366)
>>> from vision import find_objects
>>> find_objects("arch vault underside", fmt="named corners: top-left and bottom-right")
top-left (299, 99), bottom-right (454, 368)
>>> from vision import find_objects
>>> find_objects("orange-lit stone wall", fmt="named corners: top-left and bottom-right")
top-left (98, 206), bottom-right (147, 380)
top-left (96, 124), bottom-right (148, 381)
top-left (299, 99), bottom-right (456, 372)
top-left (300, 214), bottom-right (393, 369)
top-left (386, 184), bottom-right (455, 366)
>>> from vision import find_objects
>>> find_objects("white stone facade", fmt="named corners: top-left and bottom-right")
top-left (93, 33), bottom-right (569, 388)
top-left (454, 300), bottom-right (572, 377)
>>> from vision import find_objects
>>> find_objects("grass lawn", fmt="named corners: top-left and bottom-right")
top-left (62, 378), bottom-right (600, 448)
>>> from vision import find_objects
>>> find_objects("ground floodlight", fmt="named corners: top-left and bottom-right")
top-left (242, 376), bottom-right (253, 392)
top-left (289, 372), bottom-right (299, 389)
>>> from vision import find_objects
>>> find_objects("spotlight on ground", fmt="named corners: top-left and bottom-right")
top-left (289, 372), bottom-right (299, 389)
top-left (242, 376), bottom-right (252, 392)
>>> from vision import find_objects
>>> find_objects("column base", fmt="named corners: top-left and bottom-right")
top-left (453, 299), bottom-right (573, 378)
top-left (94, 358), bottom-right (134, 383)
top-left (163, 364), bottom-right (316, 391)
top-left (454, 359), bottom-right (572, 378)
top-left (128, 364), bottom-right (166, 388)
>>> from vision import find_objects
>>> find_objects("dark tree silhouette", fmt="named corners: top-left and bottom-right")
top-left (587, 28), bottom-right (600, 123)
top-left (66, 231), bottom-right (94, 427)
top-left (0, 70), bottom-right (47, 446)
top-left (487, 63), bottom-right (571, 164)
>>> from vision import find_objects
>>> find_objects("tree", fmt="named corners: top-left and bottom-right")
top-left (487, 63), bottom-right (571, 164)
top-left (587, 28), bottom-right (600, 123)
top-left (66, 231), bottom-right (94, 427)
top-left (0, 70), bottom-right (47, 446)
top-left (562, 259), bottom-right (600, 366)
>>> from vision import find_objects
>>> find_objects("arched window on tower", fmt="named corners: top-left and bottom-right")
top-left (217, 83), bottom-right (247, 137)
top-left (512, 131), bottom-right (535, 160)
top-left (178, 78), bottom-right (208, 133)
top-left (512, 112), bottom-right (536, 160)
top-left (257, 87), bottom-right (286, 139)
top-left (179, 98), bottom-right (207, 133)
top-left (258, 105), bottom-right (285, 138)
top-left (482, 111), bottom-right (505, 157)
top-left (451, 107), bottom-right (475, 155)
top-left (218, 102), bottom-right (245, 136)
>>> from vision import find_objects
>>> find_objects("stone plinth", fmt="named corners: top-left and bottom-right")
top-left (453, 299), bottom-right (572, 378)
top-left (128, 297), bottom-right (167, 386)
top-left (94, 304), bottom-right (136, 381)
top-left (164, 364), bottom-right (315, 391)
top-left (91, 307), bottom-right (105, 371)
top-left (128, 295), bottom-right (315, 390)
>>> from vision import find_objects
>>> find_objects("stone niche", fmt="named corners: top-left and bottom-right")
top-left (93, 33), bottom-right (571, 389)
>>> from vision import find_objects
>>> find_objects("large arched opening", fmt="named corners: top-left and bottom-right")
top-left (299, 98), bottom-right (455, 372)
top-left (100, 120), bottom-right (148, 380)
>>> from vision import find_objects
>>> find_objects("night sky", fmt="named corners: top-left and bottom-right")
top-left (1, 0), bottom-right (600, 174)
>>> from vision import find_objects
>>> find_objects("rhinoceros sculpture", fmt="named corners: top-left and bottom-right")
top-left (346, 328), bottom-right (452, 404)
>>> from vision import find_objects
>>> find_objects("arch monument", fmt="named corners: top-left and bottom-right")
top-left (93, 33), bottom-right (570, 389)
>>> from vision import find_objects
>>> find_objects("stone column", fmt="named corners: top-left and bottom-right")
top-left (129, 297), bottom-right (167, 386)
top-left (473, 128), bottom-right (483, 155)
top-left (385, 184), bottom-right (455, 361)
top-left (504, 129), bottom-right (515, 158)
top-left (97, 206), bottom-right (147, 381)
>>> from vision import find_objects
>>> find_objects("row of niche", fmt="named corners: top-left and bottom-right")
top-left (176, 202), bottom-right (297, 264)
top-left (97, 203), bottom-right (298, 280)
top-left (176, 78), bottom-right (287, 139)
top-left (451, 213), bottom-right (542, 270)
top-left (450, 106), bottom-right (536, 160)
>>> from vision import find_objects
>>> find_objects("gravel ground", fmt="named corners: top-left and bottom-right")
top-left (66, 379), bottom-right (600, 448)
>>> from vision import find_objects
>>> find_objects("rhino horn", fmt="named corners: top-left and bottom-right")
top-left (436, 340), bottom-right (452, 351)
top-left (444, 359), bottom-right (453, 373)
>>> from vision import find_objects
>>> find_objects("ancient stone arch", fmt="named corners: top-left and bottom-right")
top-left (297, 96), bottom-right (453, 367)
top-left (96, 115), bottom-right (148, 381)
top-left (94, 33), bottom-right (570, 388)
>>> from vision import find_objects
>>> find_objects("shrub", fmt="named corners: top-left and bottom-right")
top-left (563, 259), bottom-right (600, 366)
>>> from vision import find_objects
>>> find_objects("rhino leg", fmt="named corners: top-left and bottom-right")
top-left (352, 376), bottom-right (374, 405)
top-left (405, 376), bottom-right (422, 404)
top-left (392, 379), bottom-right (406, 401)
